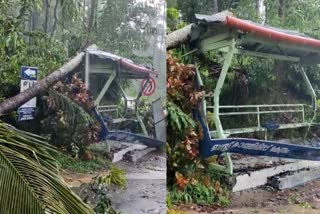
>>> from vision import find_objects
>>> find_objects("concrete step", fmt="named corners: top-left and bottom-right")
top-left (232, 159), bottom-right (320, 192)
top-left (268, 167), bottom-right (320, 190)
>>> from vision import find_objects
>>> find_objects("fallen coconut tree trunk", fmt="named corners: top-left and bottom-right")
top-left (166, 24), bottom-right (194, 50)
top-left (166, 11), bottom-right (233, 50)
top-left (0, 52), bottom-right (85, 114)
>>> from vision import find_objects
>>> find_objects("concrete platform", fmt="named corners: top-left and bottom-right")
top-left (268, 166), bottom-right (320, 190)
top-left (232, 155), bottom-right (320, 192)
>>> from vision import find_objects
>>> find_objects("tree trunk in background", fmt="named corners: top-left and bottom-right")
top-left (278, 0), bottom-right (286, 22)
top-left (82, 0), bottom-right (87, 33)
top-left (51, 0), bottom-right (59, 37)
top-left (256, 0), bottom-right (266, 24)
top-left (43, 0), bottom-right (50, 33)
top-left (25, 11), bottom-right (32, 42)
top-left (166, 24), bottom-right (193, 50)
top-left (213, 0), bottom-right (219, 14)
top-left (0, 52), bottom-right (85, 114)
top-left (84, 0), bottom-right (98, 47)
top-left (31, 6), bottom-right (40, 31)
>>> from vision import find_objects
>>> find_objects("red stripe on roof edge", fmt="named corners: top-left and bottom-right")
top-left (224, 15), bottom-right (320, 49)
top-left (120, 59), bottom-right (159, 77)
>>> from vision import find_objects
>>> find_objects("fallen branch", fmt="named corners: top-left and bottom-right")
top-left (0, 52), bottom-right (85, 114)
top-left (166, 11), bottom-right (233, 50)
top-left (166, 24), bottom-right (194, 50)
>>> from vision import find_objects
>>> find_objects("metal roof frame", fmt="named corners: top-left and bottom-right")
top-left (194, 13), bottom-right (320, 64)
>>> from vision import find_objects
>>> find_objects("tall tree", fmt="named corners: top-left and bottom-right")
top-left (213, 0), bottom-right (219, 14)
top-left (278, 0), bottom-right (286, 22)
top-left (256, 0), bottom-right (266, 24)
top-left (51, 0), bottom-right (59, 37)
top-left (85, 0), bottom-right (98, 47)
top-left (43, 0), bottom-right (50, 33)
top-left (96, 0), bottom-right (158, 63)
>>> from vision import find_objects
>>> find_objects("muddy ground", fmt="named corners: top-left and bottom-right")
top-left (179, 178), bottom-right (320, 214)
top-left (178, 155), bottom-right (320, 214)
top-left (63, 150), bottom-right (166, 214)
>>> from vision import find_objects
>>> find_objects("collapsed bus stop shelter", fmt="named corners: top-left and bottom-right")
top-left (82, 45), bottom-right (158, 135)
top-left (80, 45), bottom-right (164, 148)
top-left (187, 12), bottom-right (320, 178)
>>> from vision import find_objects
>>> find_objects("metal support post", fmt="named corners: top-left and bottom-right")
top-left (95, 71), bottom-right (116, 107)
top-left (300, 67), bottom-right (317, 139)
top-left (209, 39), bottom-right (235, 175)
top-left (85, 51), bottom-right (90, 89)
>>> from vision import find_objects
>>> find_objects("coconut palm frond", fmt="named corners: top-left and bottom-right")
top-left (0, 121), bottom-right (94, 214)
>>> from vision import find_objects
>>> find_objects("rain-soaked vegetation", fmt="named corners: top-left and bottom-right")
top-left (166, 0), bottom-right (320, 212)
top-left (0, 0), bottom-right (165, 213)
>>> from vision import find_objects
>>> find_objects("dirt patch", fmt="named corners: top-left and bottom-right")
top-left (230, 179), bottom-right (320, 210)
top-left (183, 205), bottom-right (319, 214)
top-left (175, 179), bottom-right (320, 213)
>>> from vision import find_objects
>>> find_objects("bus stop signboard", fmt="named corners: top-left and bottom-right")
top-left (18, 66), bottom-right (38, 121)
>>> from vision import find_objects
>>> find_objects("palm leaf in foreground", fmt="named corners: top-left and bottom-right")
top-left (0, 121), bottom-right (94, 214)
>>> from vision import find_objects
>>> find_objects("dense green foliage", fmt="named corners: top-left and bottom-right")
top-left (0, 0), bottom-right (163, 145)
top-left (168, 0), bottom-right (320, 111)
top-left (167, 53), bottom-right (232, 207)
top-left (97, 1), bottom-right (160, 64)
top-left (0, 1), bottom-right (66, 99)
top-left (41, 76), bottom-right (101, 158)
top-left (0, 0), bottom-right (163, 99)
top-left (168, 0), bottom-right (320, 38)
top-left (167, 0), bottom-right (320, 208)
top-left (0, 1), bottom-right (163, 212)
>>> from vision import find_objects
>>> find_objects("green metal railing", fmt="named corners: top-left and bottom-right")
top-left (206, 103), bottom-right (310, 138)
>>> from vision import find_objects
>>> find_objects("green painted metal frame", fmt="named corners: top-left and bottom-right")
top-left (85, 50), bottom-right (90, 89)
top-left (95, 71), bottom-right (116, 107)
top-left (203, 38), bottom-right (235, 175)
top-left (115, 77), bottom-right (149, 136)
top-left (196, 66), bottom-right (234, 173)
top-left (116, 81), bottom-right (128, 115)
top-left (135, 78), bottom-right (150, 136)
top-left (114, 77), bottom-right (149, 136)
top-left (199, 32), bottom-right (318, 175)
top-left (219, 47), bottom-right (300, 62)
top-left (84, 50), bottom-right (149, 137)
top-left (208, 104), bottom-right (308, 138)
top-left (300, 67), bottom-right (317, 139)
top-left (245, 35), bottom-right (320, 58)
top-left (213, 39), bottom-right (235, 139)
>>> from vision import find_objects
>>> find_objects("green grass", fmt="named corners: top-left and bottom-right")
top-left (167, 183), bottom-right (230, 206)
top-left (55, 153), bottom-right (107, 173)
top-left (287, 193), bottom-right (312, 209)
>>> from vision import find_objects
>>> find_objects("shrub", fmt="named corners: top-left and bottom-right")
top-left (41, 75), bottom-right (100, 158)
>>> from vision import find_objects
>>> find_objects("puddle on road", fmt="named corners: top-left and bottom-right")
top-left (71, 151), bottom-right (166, 214)
top-left (72, 178), bottom-right (166, 214)
top-left (108, 179), bottom-right (166, 214)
